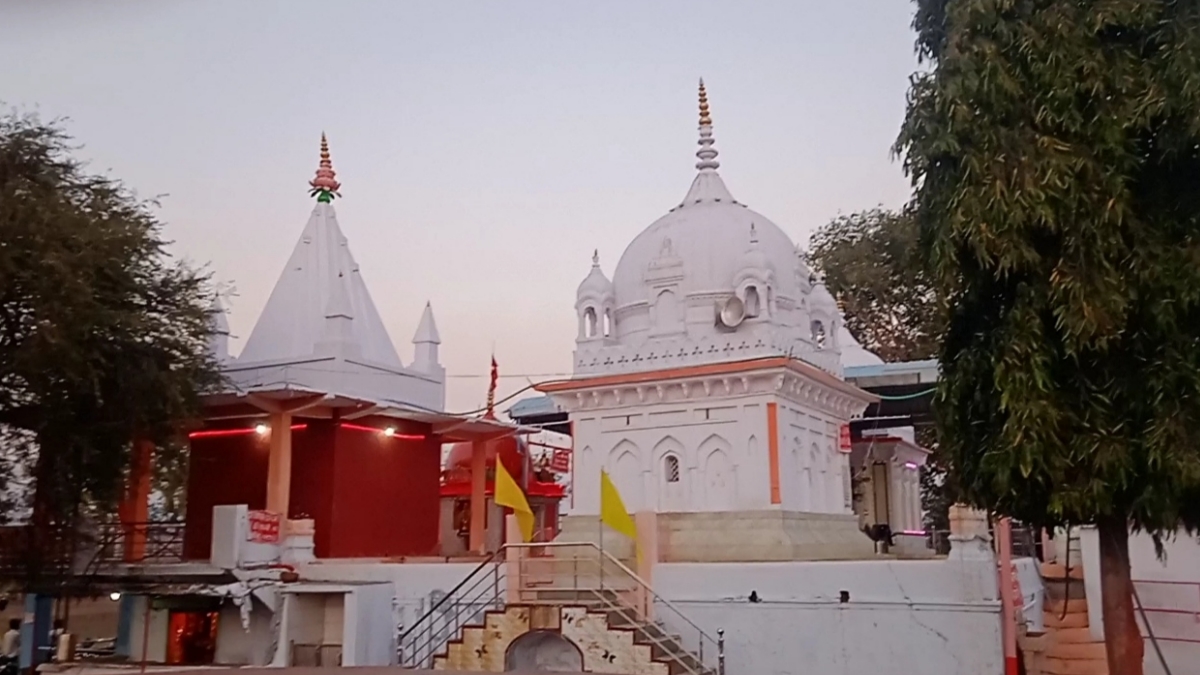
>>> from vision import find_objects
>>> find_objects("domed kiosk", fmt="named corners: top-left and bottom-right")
top-left (538, 82), bottom-right (887, 561)
top-left (439, 361), bottom-right (565, 555)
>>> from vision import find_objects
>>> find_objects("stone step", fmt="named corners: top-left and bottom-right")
top-left (1041, 562), bottom-right (1085, 580)
top-left (1053, 627), bottom-right (1100, 644)
top-left (1044, 655), bottom-right (1108, 675)
top-left (1043, 610), bottom-right (1090, 629)
top-left (532, 589), bottom-right (630, 605)
top-left (1045, 598), bottom-right (1088, 616)
top-left (1048, 641), bottom-right (1108, 660)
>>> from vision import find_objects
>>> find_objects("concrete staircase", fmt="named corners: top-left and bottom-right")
top-left (404, 541), bottom-right (721, 675)
top-left (534, 589), bottom-right (713, 675)
top-left (431, 601), bottom-right (712, 675)
top-left (1018, 562), bottom-right (1109, 675)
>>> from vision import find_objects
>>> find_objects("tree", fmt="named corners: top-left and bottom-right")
top-left (0, 112), bottom-right (223, 586)
top-left (808, 209), bottom-right (953, 541)
top-left (897, 3), bottom-right (1200, 672)
top-left (809, 208), bottom-right (942, 362)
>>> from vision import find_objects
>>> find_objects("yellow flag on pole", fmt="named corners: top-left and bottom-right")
top-left (600, 469), bottom-right (638, 542)
top-left (494, 460), bottom-right (536, 542)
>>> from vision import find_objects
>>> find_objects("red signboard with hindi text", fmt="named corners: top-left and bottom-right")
top-left (550, 448), bottom-right (571, 473)
top-left (248, 510), bottom-right (281, 544)
top-left (838, 424), bottom-right (852, 453)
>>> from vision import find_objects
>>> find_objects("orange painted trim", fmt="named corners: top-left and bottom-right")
top-left (536, 356), bottom-right (876, 401)
top-left (766, 402), bottom-right (781, 505)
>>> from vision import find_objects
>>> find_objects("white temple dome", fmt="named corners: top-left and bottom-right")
top-left (571, 81), bottom-right (848, 378)
top-left (612, 203), bottom-right (799, 309)
top-left (611, 82), bottom-right (800, 335)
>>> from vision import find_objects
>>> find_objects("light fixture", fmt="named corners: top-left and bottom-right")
top-left (255, 424), bottom-right (269, 435)
top-left (109, 592), bottom-right (121, 602)
top-left (904, 462), bottom-right (919, 471)
top-left (338, 422), bottom-right (424, 439)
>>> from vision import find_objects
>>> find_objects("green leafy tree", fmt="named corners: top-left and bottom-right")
top-left (808, 209), bottom-right (953, 541)
top-left (897, 2), bottom-right (1200, 672)
top-left (810, 208), bottom-right (942, 362)
top-left (0, 112), bottom-right (223, 587)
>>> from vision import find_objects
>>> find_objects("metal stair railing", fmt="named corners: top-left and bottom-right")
top-left (397, 550), bottom-right (506, 669)
top-left (398, 526), bottom-right (568, 669)
top-left (507, 541), bottom-right (724, 675)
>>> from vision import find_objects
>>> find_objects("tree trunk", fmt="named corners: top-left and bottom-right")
top-left (1097, 516), bottom-right (1144, 675)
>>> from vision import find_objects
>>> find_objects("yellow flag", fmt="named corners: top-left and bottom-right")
top-left (494, 460), bottom-right (536, 542)
top-left (600, 469), bottom-right (638, 542)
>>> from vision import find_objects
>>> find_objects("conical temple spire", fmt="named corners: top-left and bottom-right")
top-left (324, 271), bottom-right (354, 321)
top-left (413, 301), bottom-right (441, 344)
top-left (696, 79), bottom-right (719, 171)
top-left (309, 132), bottom-right (342, 203)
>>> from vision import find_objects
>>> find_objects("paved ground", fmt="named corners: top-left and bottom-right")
top-left (39, 666), bottom-right (611, 675)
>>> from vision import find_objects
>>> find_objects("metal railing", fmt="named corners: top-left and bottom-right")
top-left (1133, 579), bottom-right (1200, 645)
top-left (925, 524), bottom-right (1042, 559)
top-left (398, 550), bottom-right (506, 669)
top-left (91, 520), bottom-right (187, 565)
top-left (398, 541), bottom-right (723, 675)
top-left (0, 520), bottom-right (185, 579)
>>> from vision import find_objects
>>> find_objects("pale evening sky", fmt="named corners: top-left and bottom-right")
top-left (1, 1), bottom-right (919, 413)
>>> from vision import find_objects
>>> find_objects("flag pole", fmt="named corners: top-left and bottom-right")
top-left (598, 472), bottom-right (604, 590)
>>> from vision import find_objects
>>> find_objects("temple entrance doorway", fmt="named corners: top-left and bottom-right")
top-left (165, 609), bottom-right (218, 665)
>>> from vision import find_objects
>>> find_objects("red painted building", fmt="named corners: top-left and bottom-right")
top-left (133, 136), bottom-right (534, 565)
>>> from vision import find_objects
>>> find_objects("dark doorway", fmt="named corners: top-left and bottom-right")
top-left (166, 610), bottom-right (219, 665)
top-left (505, 630), bottom-right (584, 672)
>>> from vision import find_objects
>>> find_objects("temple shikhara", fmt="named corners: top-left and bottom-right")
top-left (7, 82), bottom-right (1198, 675)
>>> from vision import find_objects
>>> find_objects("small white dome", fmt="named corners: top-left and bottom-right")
top-left (576, 250), bottom-right (613, 305)
top-left (839, 324), bottom-right (884, 367)
top-left (810, 281), bottom-right (838, 314)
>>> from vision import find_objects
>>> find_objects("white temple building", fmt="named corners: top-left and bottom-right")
top-left (538, 82), bottom-right (894, 550)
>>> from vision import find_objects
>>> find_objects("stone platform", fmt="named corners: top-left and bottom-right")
top-left (557, 510), bottom-right (876, 563)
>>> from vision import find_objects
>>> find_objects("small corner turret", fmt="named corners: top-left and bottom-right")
top-left (412, 301), bottom-right (443, 376)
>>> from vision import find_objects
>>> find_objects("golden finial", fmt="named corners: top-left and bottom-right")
top-left (698, 78), bottom-right (712, 127)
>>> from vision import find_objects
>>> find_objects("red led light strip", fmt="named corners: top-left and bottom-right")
top-left (188, 423), bottom-right (308, 439)
top-left (339, 422), bottom-right (425, 440)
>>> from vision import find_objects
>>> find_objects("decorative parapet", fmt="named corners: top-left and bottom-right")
top-left (549, 360), bottom-right (872, 421)
top-left (573, 329), bottom-right (842, 378)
